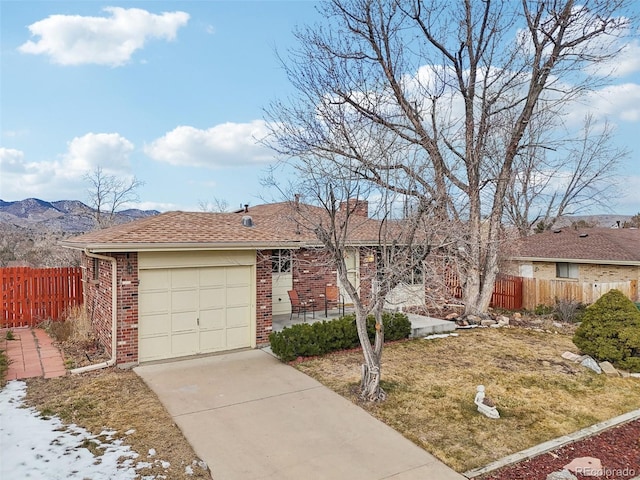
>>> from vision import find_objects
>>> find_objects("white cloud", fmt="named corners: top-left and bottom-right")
top-left (0, 133), bottom-right (135, 200)
top-left (144, 120), bottom-right (277, 167)
top-left (18, 7), bottom-right (189, 67)
top-left (566, 83), bottom-right (640, 124)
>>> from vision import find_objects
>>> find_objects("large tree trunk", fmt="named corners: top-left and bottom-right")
top-left (353, 301), bottom-right (386, 402)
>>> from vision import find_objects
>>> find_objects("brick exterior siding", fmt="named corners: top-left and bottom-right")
top-left (83, 252), bottom-right (139, 364)
top-left (509, 260), bottom-right (640, 284)
top-left (256, 250), bottom-right (273, 346)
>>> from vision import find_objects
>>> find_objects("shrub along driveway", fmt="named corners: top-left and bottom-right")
top-left (135, 349), bottom-right (466, 480)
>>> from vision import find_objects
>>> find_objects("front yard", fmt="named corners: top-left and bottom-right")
top-left (295, 327), bottom-right (640, 473)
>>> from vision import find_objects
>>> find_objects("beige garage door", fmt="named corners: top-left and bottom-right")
top-left (139, 265), bottom-right (252, 362)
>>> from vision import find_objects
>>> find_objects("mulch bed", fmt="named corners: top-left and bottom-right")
top-left (479, 419), bottom-right (640, 479)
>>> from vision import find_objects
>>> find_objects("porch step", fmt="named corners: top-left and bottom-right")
top-left (407, 314), bottom-right (456, 337)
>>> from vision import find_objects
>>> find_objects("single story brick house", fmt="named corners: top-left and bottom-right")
top-left (504, 227), bottom-right (639, 304)
top-left (61, 199), bottom-right (419, 365)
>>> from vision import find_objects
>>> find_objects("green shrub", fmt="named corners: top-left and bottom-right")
top-left (573, 289), bottom-right (640, 372)
top-left (269, 312), bottom-right (411, 362)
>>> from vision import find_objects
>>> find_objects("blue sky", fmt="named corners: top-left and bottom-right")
top-left (1, 1), bottom-right (640, 215)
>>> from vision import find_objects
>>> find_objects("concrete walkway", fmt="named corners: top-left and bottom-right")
top-left (135, 349), bottom-right (465, 480)
top-left (1, 327), bottom-right (66, 380)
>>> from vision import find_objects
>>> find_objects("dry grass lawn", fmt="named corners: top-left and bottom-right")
top-left (295, 327), bottom-right (640, 473)
top-left (25, 369), bottom-right (211, 479)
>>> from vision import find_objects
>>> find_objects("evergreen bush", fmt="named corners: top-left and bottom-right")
top-left (573, 289), bottom-right (640, 372)
top-left (269, 312), bottom-right (411, 362)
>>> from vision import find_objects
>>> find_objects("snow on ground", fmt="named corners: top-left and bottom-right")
top-left (0, 380), bottom-right (172, 479)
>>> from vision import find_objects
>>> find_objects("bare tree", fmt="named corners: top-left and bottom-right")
top-left (283, 168), bottom-right (446, 401)
top-left (504, 115), bottom-right (628, 236)
top-left (198, 197), bottom-right (230, 212)
top-left (266, 0), bottom-right (634, 315)
top-left (84, 166), bottom-right (145, 228)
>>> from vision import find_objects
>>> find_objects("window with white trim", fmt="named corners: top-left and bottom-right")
top-left (556, 262), bottom-right (578, 279)
top-left (272, 249), bottom-right (292, 273)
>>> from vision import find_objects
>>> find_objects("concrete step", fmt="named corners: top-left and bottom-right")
top-left (407, 314), bottom-right (456, 337)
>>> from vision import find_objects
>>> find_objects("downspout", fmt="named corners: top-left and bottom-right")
top-left (70, 249), bottom-right (118, 374)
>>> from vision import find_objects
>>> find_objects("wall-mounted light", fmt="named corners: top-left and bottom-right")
top-left (127, 261), bottom-right (133, 275)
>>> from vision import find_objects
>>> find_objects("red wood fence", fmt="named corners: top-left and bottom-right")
top-left (445, 272), bottom-right (523, 310)
top-left (1, 267), bottom-right (83, 328)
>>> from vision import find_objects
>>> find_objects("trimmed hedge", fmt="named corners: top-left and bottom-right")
top-left (269, 312), bottom-right (412, 362)
top-left (573, 289), bottom-right (640, 372)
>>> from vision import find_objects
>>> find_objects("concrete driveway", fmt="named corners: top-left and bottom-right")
top-left (135, 349), bottom-right (466, 480)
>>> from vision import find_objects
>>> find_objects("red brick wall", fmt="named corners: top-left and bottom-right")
top-left (256, 250), bottom-right (273, 345)
top-left (292, 248), bottom-right (338, 310)
top-left (115, 253), bottom-right (138, 364)
top-left (82, 252), bottom-right (139, 364)
top-left (291, 247), bottom-right (376, 309)
top-left (83, 254), bottom-right (114, 360)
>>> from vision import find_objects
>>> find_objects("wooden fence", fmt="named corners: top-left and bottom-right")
top-left (445, 272), bottom-right (523, 310)
top-left (521, 278), bottom-right (638, 310)
top-left (1, 267), bottom-right (83, 328)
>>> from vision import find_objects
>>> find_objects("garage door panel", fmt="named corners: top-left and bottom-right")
top-left (226, 266), bottom-right (251, 284)
top-left (199, 307), bottom-right (225, 330)
top-left (171, 331), bottom-right (198, 356)
top-left (199, 330), bottom-right (225, 353)
top-left (139, 336), bottom-right (170, 362)
top-left (199, 287), bottom-right (225, 309)
top-left (141, 269), bottom-right (170, 289)
top-left (139, 313), bottom-right (170, 336)
top-left (171, 268), bottom-right (198, 288)
top-left (226, 285), bottom-right (250, 306)
top-left (139, 291), bottom-right (169, 315)
top-left (171, 311), bottom-right (197, 333)
top-left (227, 325), bottom-right (251, 349)
top-left (171, 289), bottom-right (198, 312)
top-left (226, 305), bottom-right (250, 328)
top-left (199, 268), bottom-right (225, 286)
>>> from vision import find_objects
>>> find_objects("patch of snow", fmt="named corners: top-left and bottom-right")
top-left (148, 448), bottom-right (157, 457)
top-left (125, 428), bottom-right (136, 435)
top-left (0, 380), bottom-right (169, 480)
top-left (185, 464), bottom-right (194, 475)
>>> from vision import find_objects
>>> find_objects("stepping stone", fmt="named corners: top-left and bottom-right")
top-left (564, 456), bottom-right (602, 476)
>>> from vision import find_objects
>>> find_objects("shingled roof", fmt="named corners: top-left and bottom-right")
top-left (511, 228), bottom-right (640, 265)
top-left (60, 201), bottom-right (387, 252)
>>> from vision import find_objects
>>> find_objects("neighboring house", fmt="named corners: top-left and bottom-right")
top-left (505, 227), bottom-right (640, 306)
top-left (61, 200), bottom-right (424, 365)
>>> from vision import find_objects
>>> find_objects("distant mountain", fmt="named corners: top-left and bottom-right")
top-left (0, 198), bottom-right (160, 267)
top-left (0, 198), bottom-right (159, 233)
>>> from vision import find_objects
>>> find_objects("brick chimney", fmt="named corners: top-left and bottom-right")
top-left (340, 199), bottom-right (368, 218)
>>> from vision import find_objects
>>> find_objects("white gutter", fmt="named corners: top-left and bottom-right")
top-left (70, 249), bottom-right (118, 374)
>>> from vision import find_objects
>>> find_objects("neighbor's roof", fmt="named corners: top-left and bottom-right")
top-left (510, 227), bottom-right (640, 265)
top-left (60, 201), bottom-right (387, 252)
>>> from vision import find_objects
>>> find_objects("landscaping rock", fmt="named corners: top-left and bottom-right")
top-left (481, 319), bottom-right (497, 327)
top-left (552, 322), bottom-right (563, 329)
top-left (445, 312), bottom-right (458, 320)
top-left (546, 470), bottom-right (578, 480)
top-left (496, 315), bottom-right (510, 326)
top-left (598, 361), bottom-right (619, 376)
top-left (580, 356), bottom-right (602, 374)
top-left (513, 312), bottom-right (522, 319)
top-left (467, 315), bottom-right (481, 324)
top-left (564, 456), bottom-right (603, 476)
top-left (562, 351), bottom-right (582, 362)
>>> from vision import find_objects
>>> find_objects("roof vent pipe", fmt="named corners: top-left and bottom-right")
top-left (242, 215), bottom-right (253, 227)
top-left (244, 204), bottom-right (249, 213)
